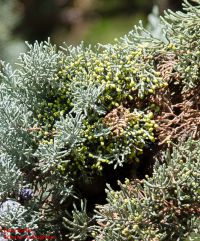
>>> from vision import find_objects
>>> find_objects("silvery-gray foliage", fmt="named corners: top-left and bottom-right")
top-left (0, 1), bottom-right (199, 240)
top-left (0, 199), bottom-right (39, 228)
top-left (0, 155), bottom-right (22, 199)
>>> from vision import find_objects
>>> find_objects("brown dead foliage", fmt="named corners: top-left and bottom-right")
top-left (156, 87), bottom-right (200, 145)
top-left (103, 105), bottom-right (137, 136)
top-left (153, 52), bottom-right (200, 145)
top-left (155, 52), bottom-right (180, 82)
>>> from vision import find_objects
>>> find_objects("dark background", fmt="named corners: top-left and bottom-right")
top-left (0, 0), bottom-right (183, 62)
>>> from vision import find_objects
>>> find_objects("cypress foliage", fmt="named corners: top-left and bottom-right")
top-left (0, 1), bottom-right (199, 240)
top-left (90, 139), bottom-right (200, 241)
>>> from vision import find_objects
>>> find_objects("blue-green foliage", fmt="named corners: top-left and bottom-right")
top-left (0, 0), bottom-right (199, 240)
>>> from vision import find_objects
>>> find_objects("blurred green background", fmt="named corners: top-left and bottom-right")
top-left (0, 0), bottom-right (182, 62)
